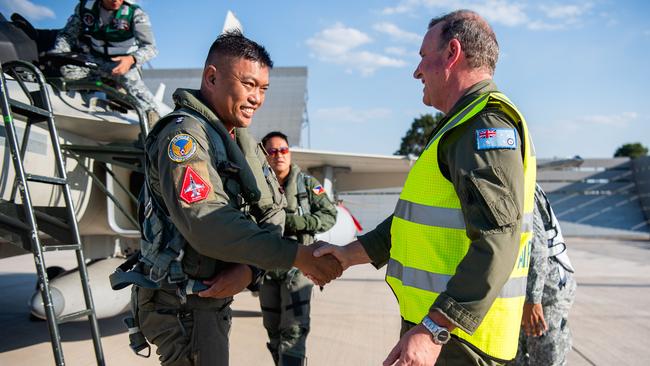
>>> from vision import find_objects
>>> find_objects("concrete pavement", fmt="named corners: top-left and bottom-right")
top-left (1, 237), bottom-right (649, 365)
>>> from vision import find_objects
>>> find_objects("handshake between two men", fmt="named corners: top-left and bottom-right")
top-left (294, 240), bottom-right (372, 286)
top-left (196, 240), bottom-right (371, 299)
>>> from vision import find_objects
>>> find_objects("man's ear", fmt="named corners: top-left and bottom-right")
top-left (445, 38), bottom-right (462, 69)
top-left (203, 64), bottom-right (218, 86)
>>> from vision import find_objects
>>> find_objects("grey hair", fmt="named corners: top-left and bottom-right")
top-left (428, 10), bottom-right (499, 74)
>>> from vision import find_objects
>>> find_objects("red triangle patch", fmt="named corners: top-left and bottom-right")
top-left (179, 166), bottom-right (211, 204)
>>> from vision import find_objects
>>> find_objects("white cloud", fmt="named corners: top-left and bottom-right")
top-left (469, 0), bottom-right (529, 27)
top-left (314, 107), bottom-right (392, 124)
top-left (644, 30), bottom-right (650, 37)
top-left (306, 23), bottom-right (407, 76)
top-left (382, 0), bottom-right (423, 15)
top-left (539, 3), bottom-right (592, 19)
top-left (385, 46), bottom-right (409, 56)
top-left (576, 112), bottom-right (638, 126)
top-left (379, 0), bottom-right (597, 31)
top-left (527, 20), bottom-right (565, 31)
top-left (373, 22), bottom-right (422, 43)
top-left (0, 0), bottom-right (54, 20)
top-left (306, 22), bottom-right (372, 57)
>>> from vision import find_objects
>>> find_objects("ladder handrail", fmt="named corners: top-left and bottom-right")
top-left (0, 60), bottom-right (106, 366)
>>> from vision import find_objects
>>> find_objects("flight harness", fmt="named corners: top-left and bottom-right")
top-left (109, 109), bottom-right (260, 356)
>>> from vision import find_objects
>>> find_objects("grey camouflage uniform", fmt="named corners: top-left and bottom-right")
top-left (512, 186), bottom-right (577, 366)
top-left (52, 2), bottom-right (160, 114)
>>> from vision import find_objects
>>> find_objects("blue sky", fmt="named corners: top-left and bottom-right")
top-left (2, 0), bottom-right (649, 158)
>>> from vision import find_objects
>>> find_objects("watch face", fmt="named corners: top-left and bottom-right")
top-left (437, 330), bottom-right (450, 343)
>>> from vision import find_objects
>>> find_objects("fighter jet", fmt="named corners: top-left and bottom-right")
top-left (0, 11), bottom-right (379, 322)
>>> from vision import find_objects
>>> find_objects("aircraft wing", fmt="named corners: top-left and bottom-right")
top-left (291, 148), bottom-right (415, 192)
top-left (290, 150), bottom-right (585, 193)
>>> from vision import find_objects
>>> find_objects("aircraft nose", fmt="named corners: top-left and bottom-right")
top-left (30, 286), bottom-right (65, 320)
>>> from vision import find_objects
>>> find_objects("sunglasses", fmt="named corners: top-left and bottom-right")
top-left (268, 147), bottom-right (290, 156)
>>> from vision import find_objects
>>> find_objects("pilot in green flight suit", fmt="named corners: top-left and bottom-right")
top-left (258, 131), bottom-right (338, 366)
top-left (312, 10), bottom-right (536, 366)
top-left (129, 31), bottom-right (341, 366)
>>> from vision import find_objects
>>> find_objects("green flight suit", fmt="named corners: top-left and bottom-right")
top-left (358, 80), bottom-right (527, 366)
top-left (137, 88), bottom-right (298, 366)
top-left (259, 164), bottom-right (337, 366)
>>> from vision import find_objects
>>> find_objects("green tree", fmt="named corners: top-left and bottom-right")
top-left (395, 113), bottom-right (444, 156)
top-left (613, 142), bottom-right (648, 159)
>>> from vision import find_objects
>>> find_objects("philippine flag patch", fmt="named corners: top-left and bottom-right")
top-left (476, 128), bottom-right (517, 150)
top-left (312, 185), bottom-right (325, 195)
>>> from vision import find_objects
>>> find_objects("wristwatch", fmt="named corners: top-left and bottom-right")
top-left (421, 315), bottom-right (451, 345)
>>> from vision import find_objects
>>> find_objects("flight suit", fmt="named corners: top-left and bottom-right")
top-left (358, 80), bottom-right (531, 365)
top-left (259, 163), bottom-right (337, 365)
top-left (137, 88), bottom-right (298, 366)
top-left (512, 186), bottom-right (577, 366)
top-left (52, 0), bottom-right (160, 114)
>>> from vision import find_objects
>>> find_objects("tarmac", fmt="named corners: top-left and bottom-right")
top-left (1, 237), bottom-right (649, 365)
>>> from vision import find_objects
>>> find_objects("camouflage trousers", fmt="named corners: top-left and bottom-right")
top-left (58, 54), bottom-right (160, 114)
top-left (259, 268), bottom-right (313, 366)
top-left (136, 287), bottom-right (233, 366)
top-left (512, 266), bottom-right (577, 366)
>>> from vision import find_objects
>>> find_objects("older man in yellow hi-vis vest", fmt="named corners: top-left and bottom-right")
top-left (315, 9), bottom-right (536, 366)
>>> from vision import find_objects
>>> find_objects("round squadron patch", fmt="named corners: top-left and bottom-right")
top-left (168, 134), bottom-right (197, 163)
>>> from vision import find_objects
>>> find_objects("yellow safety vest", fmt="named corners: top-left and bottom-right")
top-left (387, 92), bottom-right (536, 361)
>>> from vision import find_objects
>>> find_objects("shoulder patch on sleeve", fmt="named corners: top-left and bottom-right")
top-left (312, 185), bottom-right (326, 195)
top-left (168, 133), bottom-right (197, 162)
top-left (475, 128), bottom-right (517, 151)
top-left (179, 166), bottom-right (211, 204)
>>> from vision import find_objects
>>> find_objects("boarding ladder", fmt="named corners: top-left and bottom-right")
top-left (0, 61), bottom-right (105, 365)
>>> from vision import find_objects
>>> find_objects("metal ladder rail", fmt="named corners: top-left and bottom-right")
top-left (0, 60), bottom-right (105, 366)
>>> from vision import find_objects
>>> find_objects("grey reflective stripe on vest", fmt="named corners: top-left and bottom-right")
top-left (387, 258), bottom-right (526, 298)
top-left (90, 38), bottom-right (138, 55)
top-left (426, 93), bottom-right (491, 150)
top-left (394, 199), bottom-right (534, 232)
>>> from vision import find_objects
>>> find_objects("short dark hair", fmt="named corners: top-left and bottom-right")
top-left (429, 10), bottom-right (499, 74)
top-left (205, 30), bottom-right (273, 68)
top-left (262, 131), bottom-right (289, 147)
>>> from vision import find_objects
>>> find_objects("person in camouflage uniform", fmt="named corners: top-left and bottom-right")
top-left (512, 184), bottom-right (577, 366)
top-left (51, 0), bottom-right (160, 116)
top-left (259, 131), bottom-right (338, 366)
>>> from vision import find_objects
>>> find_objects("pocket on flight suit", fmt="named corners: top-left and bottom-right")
top-left (189, 306), bottom-right (232, 366)
top-left (466, 166), bottom-right (520, 228)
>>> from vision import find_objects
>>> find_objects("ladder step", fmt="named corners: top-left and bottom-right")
top-left (8, 98), bottom-right (51, 121)
top-left (26, 174), bottom-right (67, 185)
top-left (43, 244), bottom-right (81, 252)
top-left (57, 309), bottom-right (93, 324)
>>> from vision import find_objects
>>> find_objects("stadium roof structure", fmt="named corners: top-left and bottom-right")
top-left (142, 67), bottom-right (308, 146)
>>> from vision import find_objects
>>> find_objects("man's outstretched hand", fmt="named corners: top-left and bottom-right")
top-left (312, 240), bottom-right (372, 271)
top-left (294, 244), bottom-right (342, 286)
top-left (111, 55), bottom-right (135, 75)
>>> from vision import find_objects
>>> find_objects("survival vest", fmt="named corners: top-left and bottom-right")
top-left (110, 107), bottom-right (282, 295)
top-left (387, 92), bottom-right (537, 361)
top-left (79, 0), bottom-right (139, 56)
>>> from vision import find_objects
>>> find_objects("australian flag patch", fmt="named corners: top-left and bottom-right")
top-left (475, 128), bottom-right (517, 150)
